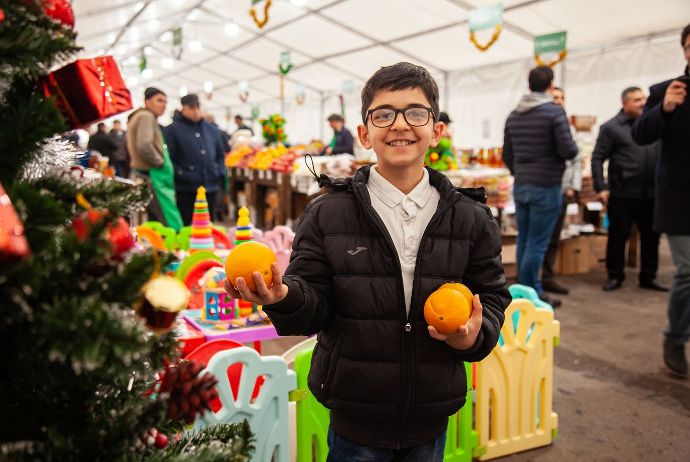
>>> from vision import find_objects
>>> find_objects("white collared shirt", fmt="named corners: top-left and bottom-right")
top-left (367, 166), bottom-right (441, 316)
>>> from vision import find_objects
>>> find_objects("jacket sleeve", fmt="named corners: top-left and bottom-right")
top-left (632, 85), bottom-right (667, 145)
top-left (502, 123), bottom-right (515, 174)
top-left (333, 129), bottom-right (354, 154)
top-left (453, 206), bottom-right (511, 363)
top-left (138, 116), bottom-right (164, 168)
top-left (590, 124), bottom-right (613, 193)
top-left (262, 203), bottom-right (335, 336)
top-left (553, 109), bottom-right (578, 160)
top-left (216, 131), bottom-right (227, 182)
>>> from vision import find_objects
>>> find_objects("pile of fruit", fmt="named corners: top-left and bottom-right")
top-left (225, 144), bottom-right (303, 172)
top-left (225, 146), bottom-right (254, 167)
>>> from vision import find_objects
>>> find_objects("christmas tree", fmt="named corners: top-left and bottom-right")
top-left (0, 2), bottom-right (253, 460)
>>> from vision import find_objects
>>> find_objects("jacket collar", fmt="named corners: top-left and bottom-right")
top-left (173, 112), bottom-right (200, 127)
top-left (616, 109), bottom-right (635, 125)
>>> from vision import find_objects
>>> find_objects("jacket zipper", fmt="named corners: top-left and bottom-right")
top-left (355, 181), bottom-right (463, 448)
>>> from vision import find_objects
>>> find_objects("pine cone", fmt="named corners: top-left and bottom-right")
top-left (159, 360), bottom-right (219, 424)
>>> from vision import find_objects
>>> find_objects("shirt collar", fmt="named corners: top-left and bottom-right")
top-left (616, 109), bottom-right (634, 125)
top-left (367, 167), bottom-right (433, 209)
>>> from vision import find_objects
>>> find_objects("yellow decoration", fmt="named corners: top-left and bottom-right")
top-left (470, 24), bottom-right (502, 52)
top-left (475, 298), bottom-right (560, 460)
top-left (249, 0), bottom-right (272, 29)
top-left (196, 186), bottom-right (207, 201)
top-left (535, 50), bottom-right (567, 67)
top-left (279, 72), bottom-right (285, 101)
top-left (295, 93), bottom-right (306, 105)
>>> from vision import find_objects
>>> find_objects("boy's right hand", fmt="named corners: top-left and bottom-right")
top-left (223, 262), bottom-right (289, 305)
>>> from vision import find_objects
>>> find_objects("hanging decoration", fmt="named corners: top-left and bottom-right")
top-left (468, 4), bottom-right (503, 52)
top-left (339, 80), bottom-right (354, 118)
top-left (534, 31), bottom-right (568, 67)
top-left (339, 94), bottom-right (345, 118)
top-left (172, 27), bottom-right (183, 59)
top-left (259, 114), bottom-right (287, 145)
top-left (249, 0), bottom-right (272, 29)
top-left (43, 0), bottom-right (75, 29)
top-left (20, 136), bottom-right (77, 182)
top-left (203, 80), bottom-right (213, 100)
top-left (295, 83), bottom-right (306, 106)
top-left (0, 180), bottom-right (31, 265)
top-left (251, 101), bottom-right (260, 121)
top-left (0, 6), bottom-right (6, 23)
top-left (278, 51), bottom-right (292, 101)
top-left (238, 80), bottom-right (249, 103)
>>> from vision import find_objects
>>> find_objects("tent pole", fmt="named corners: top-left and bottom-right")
top-left (320, 93), bottom-right (326, 141)
top-left (443, 72), bottom-right (450, 112)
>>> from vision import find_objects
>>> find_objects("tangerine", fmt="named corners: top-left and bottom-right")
top-left (225, 241), bottom-right (278, 292)
top-left (439, 283), bottom-right (474, 306)
top-left (424, 287), bottom-right (471, 335)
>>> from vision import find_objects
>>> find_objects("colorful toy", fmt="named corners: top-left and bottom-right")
top-left (425, 137), bottom-right (456, 171)
top-left (175, 250), bottom-right (224, 309)
top-left (202, 267), bottom-right (238, 323)
top-left (190, 186), bottom-right (214, 254)
top-left (234, 206), bottom-right (253, 246)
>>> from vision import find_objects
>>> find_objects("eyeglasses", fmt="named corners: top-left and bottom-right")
top-left (366, 106), bottom-right (435, 128)
top-left (685, 45), bottom-right (690, 52)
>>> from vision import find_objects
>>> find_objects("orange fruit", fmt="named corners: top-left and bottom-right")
top-left (224, 241), bottom-right (278, 292)
top-left (439, 283), bottom-right (474, 306)
top-left (424, 287), bottom-right (471, 335)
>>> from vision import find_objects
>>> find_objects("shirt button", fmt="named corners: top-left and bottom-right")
top-left (177, 170), bottom-right (182, 175)
top-left (408, 237), bottom-right (415, 245)
top-left (196, 132), bottom-right (201, 138)
top-left (402, 212), bottom-right (409, 218)
top-left (203, 169), bottom-right (207, 173)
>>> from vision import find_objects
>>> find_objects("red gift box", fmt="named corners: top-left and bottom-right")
top-left (41, 56), bottom-right (132, 129)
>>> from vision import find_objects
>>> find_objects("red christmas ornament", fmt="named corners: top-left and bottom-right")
top-left (0, 7), bottom-right (5, 23)
top-left (72, 210), bottom-right (134, 259)
top-left (43, 0), bottom-right (75, 29)
top-left (154, 432), bottom-right (169, 449)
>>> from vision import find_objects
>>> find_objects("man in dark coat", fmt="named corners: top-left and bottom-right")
top-left (108, 120), bottom-right (127, 178)
top-left (163, 94), bottom-right (226, 225)
top-left (322, 114), bottom-right (354, 155)
top-left (592, 87), bottom-right (665, 292)
top-left (503, 66), bottom-right (579, 308)
top-left (632, 23), bottom-right (690, 378)
top-left (87, 122), bottom-right (117, 161)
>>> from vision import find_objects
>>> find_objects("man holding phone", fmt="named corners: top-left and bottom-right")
top-left (632, 23), bottom-right (690, 378)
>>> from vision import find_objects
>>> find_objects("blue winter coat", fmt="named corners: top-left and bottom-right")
top-left (163, 113), bottom-right (226, 193)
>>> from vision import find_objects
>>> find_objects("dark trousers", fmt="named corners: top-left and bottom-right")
top-left (542, 194), bottom-right (570, 282)
top-left (132, 171), bottom-right (167, 226)
top-left (606, 196), bottom-right (659, 282)
top-left (177, 190), bottom-right (220, 227)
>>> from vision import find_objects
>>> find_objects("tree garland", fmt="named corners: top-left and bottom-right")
top-left (469, 24), bottom-right (502, 52)
top-left (535, 50), bottom-right (567, 67)
top-left (249, 0), bottom-right (272, 29)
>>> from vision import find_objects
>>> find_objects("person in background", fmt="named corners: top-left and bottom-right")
top-left (234, 115), bottom-right (253, 135)
top-left (541, 87), bottom-right (582, 295)
top-left (108, 120), bottom-right (127, 178)
top-left (127, 87), bottom-right (183, 230)
top-left (632, 23), bottom-right (690, 378)
top-left (592, 87), bottom-right (665, 293)
top-left (164, 94), bottom-right (226, 226)
top-left (322, 114), bottom-right (354, 155)
top-left (87, 122), bottom-right (117, 161)
top-left (502, 66), bottom-right (579, 308)
top-left (205, 113), bottom-right (231, 154)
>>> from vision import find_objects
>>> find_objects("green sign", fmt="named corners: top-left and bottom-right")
top-left (252, 0), bottom-right (262, 5)
top-left (281, 51), bottom-right (291, 66)
top-left (296, 83), bottom-right (306, 97)
top-left (341, 79), bottom-right (354, 94)
top-left (173, 27), bottom-right (183, 46)
top-left (469, 4), bottom-right (503, 32)
top-left (535, 31), bottom-right (567, 54)
top-left (139, 48), bottom-right (147, 73)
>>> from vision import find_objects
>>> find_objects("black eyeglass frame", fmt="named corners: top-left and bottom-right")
top-left (365, 106), bottom-right (436, 128)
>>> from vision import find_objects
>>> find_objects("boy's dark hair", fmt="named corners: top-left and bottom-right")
top-left (682, 23), bottom-right (690, 47)
top-left (528, 66), bottom-right (554, 92)
top-left (361, 62), bottom-right (439, 124)
top-left (621, 86), bottom-right (642, 101)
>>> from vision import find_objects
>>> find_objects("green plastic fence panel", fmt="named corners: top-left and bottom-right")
top-left (177, 226), bottom-right (192, 251)
top-left (443, 362), bottom-right (477, 462)
top-left (294, 349), bottom-right (477, 462)
top-left (141, 221), bottom-right (178, 250)
top-left (294, 347), bottom-right (330, 462)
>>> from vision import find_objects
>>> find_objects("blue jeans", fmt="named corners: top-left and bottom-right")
top-left (514, 184), bottom-right (563, 296)
top-left (666, 235), bottom-right (690, 344)
top-left (326, 426), bottom-right (446, 462)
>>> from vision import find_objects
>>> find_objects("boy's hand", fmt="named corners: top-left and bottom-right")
top-left (428, 294), bottom-right (483, 351)
top-left (223, 262), bottom-right (289, 305)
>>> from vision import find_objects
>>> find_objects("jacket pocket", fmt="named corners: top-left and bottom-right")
top-left (308, 331), bottom-right (344, 404)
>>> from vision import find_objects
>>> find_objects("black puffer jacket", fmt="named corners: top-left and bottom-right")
top-left (264, 166), bottom-right (511, 449)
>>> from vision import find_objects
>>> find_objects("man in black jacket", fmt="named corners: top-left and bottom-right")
top-left (87, 122), bottom-right (117, 163)
top-left (632, 23), bottom-right (690, 378)
top-left (108, 120), bottom-right (127, 178)
top-left (592, 87), bottom-right (666, 292)
top-left (503, 66), bottom-right (578, 308)
top-left (225, 62), bottom-right (510, 458)
top-left (322, 114), bottom-right (354, 155)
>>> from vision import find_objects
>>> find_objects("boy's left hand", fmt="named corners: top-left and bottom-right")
top-left (428, 294), bottom-right (483, 351)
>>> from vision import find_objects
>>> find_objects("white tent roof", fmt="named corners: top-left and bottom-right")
top-left (73, 0), bottom-right (690, 114)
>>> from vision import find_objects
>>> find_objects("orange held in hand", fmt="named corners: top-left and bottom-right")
top-left (424, 284), bottom-right (473, 335)
top-left (439, 283), bottom-right (473, 306)
top-left (224, 241), bottom-right (278, 292)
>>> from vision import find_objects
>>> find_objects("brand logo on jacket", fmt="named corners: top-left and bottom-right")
top-left (347, 247), bottom-right (367, 256)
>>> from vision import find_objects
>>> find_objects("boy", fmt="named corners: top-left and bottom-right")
top-left (225, 62), bottom-right (511, 461)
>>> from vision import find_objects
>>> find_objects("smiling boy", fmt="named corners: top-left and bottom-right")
top-left (225, 62), bottom-right (510, 461)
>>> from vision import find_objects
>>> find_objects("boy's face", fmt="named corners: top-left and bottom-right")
top-left (358, 87), bottom-right (443, 170)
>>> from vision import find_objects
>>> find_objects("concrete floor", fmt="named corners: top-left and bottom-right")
top-left (259, 237), bottom-right (690, 462)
